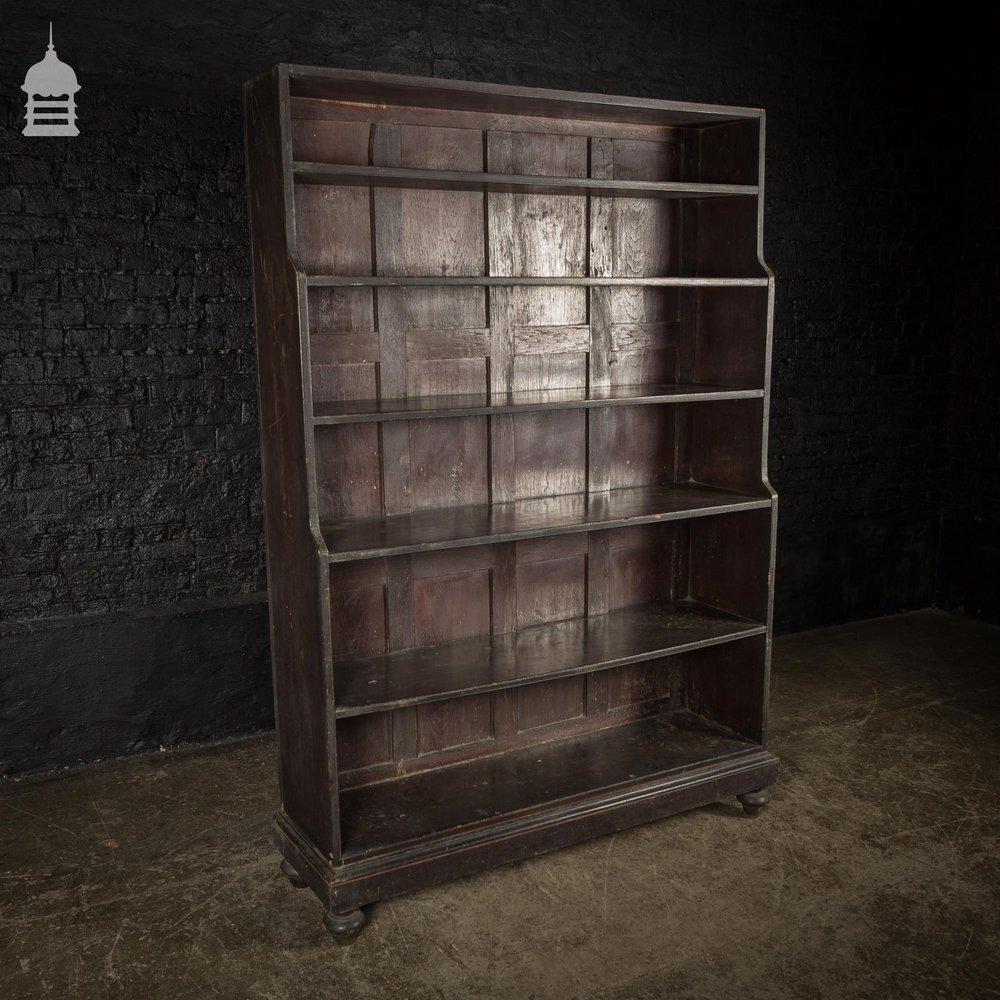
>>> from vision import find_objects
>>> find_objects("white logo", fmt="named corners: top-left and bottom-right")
top-left (21, 23), bottom-right (80, 137)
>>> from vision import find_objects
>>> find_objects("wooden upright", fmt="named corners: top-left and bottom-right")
top-left (244, 64), bottom-right (778, 943)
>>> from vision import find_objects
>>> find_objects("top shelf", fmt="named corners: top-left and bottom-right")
top-left (286, 65), bottom-right (763, 128)
top-left (293, 162), bottom-right (758, 201)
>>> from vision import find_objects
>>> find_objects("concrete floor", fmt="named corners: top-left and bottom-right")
top-left (1, 609), bottom-right (999, 1000)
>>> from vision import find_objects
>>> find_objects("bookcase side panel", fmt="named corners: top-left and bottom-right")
top-left (245, 70), bottom-right (338, 859)
top-left (757, 112), bottom-right (778, 745)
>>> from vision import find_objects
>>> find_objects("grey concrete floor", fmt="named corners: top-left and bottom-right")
top-left (1, 609), bottom-right (999, 999)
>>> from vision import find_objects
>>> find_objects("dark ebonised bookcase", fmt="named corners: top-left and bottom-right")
top-left (244, 64), bottom-right (778, 944)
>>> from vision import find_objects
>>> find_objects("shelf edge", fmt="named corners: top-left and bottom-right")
top-left (311, 387), bottom-right (765, 425)
top-left (322, 495), bottom-right (774, 563)
top-left (293, 161), bottom-right (758, 199)
top-left (334, 621), bottom-right (767, 718)
top-left (305, 275), bottom-right (771, 288)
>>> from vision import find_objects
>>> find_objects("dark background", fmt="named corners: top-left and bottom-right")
top-left (1, 1), bottom-right (996, 776)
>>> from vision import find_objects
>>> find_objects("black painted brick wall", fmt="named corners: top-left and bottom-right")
top-left (936, 42), bottom-right (1000, 624)
top-left (0, 2), bottom-right (992, 773)
top-left (1, 91), bottom-right (262, 617)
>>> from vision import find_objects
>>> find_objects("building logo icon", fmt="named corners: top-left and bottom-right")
top-left (21, 23), bottom-right (80, 136)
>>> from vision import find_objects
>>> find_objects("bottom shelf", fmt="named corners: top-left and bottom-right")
top-left (340, 710), bottom-right (758, 860)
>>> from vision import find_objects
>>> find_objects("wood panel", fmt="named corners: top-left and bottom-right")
top-left (411, 545), bottom-right (494, 580)
top-left (311, 363), bottom-right (377, 403)
top-left (399, 126), bottom-right (484, 277)
top-left (512, 533), bottom-right (588, 731)
top-left (693, 286), bottom-right (768, 388)
top-left (313, 424), bottom-right (380, 522)
top-left (691, 196), bottom-right (760, 277)
top-left (413, 569), bottom-right (492, 645)
top-left (513, 408), bottom-right (586, 500)
top-left (337, 713), bottom-right (391, 772)
top-left (584, 529), bottom-right (612, 716)
top-left (307, 286), bottom-right (376, 403)
top-left (515, 551), bottom-right (586, 628)
top-left (366, 125), bottom-right (495, 764)
top-left (690, 119), bottom-right (761, 186)
top-left (688, 397), bottom-right (767, 496)
top-left (609, 531), bottom-right (678, 610)
top-left (684, 636), bottom-right (767, 743)
top-left (488, 131), bottom-right (589, 394)
top-left (407, 550), bottom-right (495, 758)
top-left (517, 675), bottom-right (585, 731)
top-left (611, 138), bottom-right (681, 181)
top-left (294, 183), bottom-right (371, 275)
top-left (408, 415), bottom-right (489, 511)
top-left (605, 140), bottom-right (682, 388)
top-left (688, 507), bottom-right (772, 623)
top-left (328, 583), bottom-right (384, 658)
top-left (411, 560), bottom-right (493, 754)
top-left (290, 118), bottom-right (370, 164)
top-left (416, 694), bottom-right (493, 755)
top-left (609, 405), bottom-right (676, 489)
top-left (292, 117), bottom-right (372, 282)
top-left (605, 656), bottom-right (678, 710)
top-left (399, 126), bottom-right (487, 398)
top-left (371, 123), bottom-right (412, 537)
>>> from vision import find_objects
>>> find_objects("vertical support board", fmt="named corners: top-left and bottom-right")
top-left (585, 531), bottom-right (611, 715)
top-left (387, 554), bottom-right (418, 760)
top-left (584, 138), bottom-right (614, 716)
top-left (588, 138), bottom-right (614, 494)
top-left (491, 541), bottom-right (519, 738)
top-left (244, 68), bottom-right (339, 859)
top-left (486, 131), bottom-right (517, 504)
top-left (372, 124), bottom-right (412, 515)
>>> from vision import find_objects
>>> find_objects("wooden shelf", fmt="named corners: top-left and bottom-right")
top-left (340, 710), bottom-right (757, 859)
top-left (306, 275), bottom-right (770, 288)
top-left (334, 601), bottom-right (765, 718)
top-left (313, 383), bottom-right (764, 424)
top-left (321, 483), bottom-right (771, 562)
top-left (293, 162), bottom-right (758, 200)
top-left (287, 65), bottom-right (763, 129)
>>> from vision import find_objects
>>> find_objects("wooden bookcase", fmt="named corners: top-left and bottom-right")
top-left (244, 64), bottom-right (778, 944)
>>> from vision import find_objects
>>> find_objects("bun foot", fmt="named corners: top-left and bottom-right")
top-left (737, 787), bottom-right (771, 817)
top-left (323, 907), bottom-right (366, 945)
top-left (280, 858), bottom-right (307, 889)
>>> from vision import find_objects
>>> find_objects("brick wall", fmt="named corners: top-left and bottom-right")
top-left (936, 42), bottom-right (1000, 623)
top-left (0, 2), bottom-right (988, 771)
top-left (1, 90), bottom-right (260, 617)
